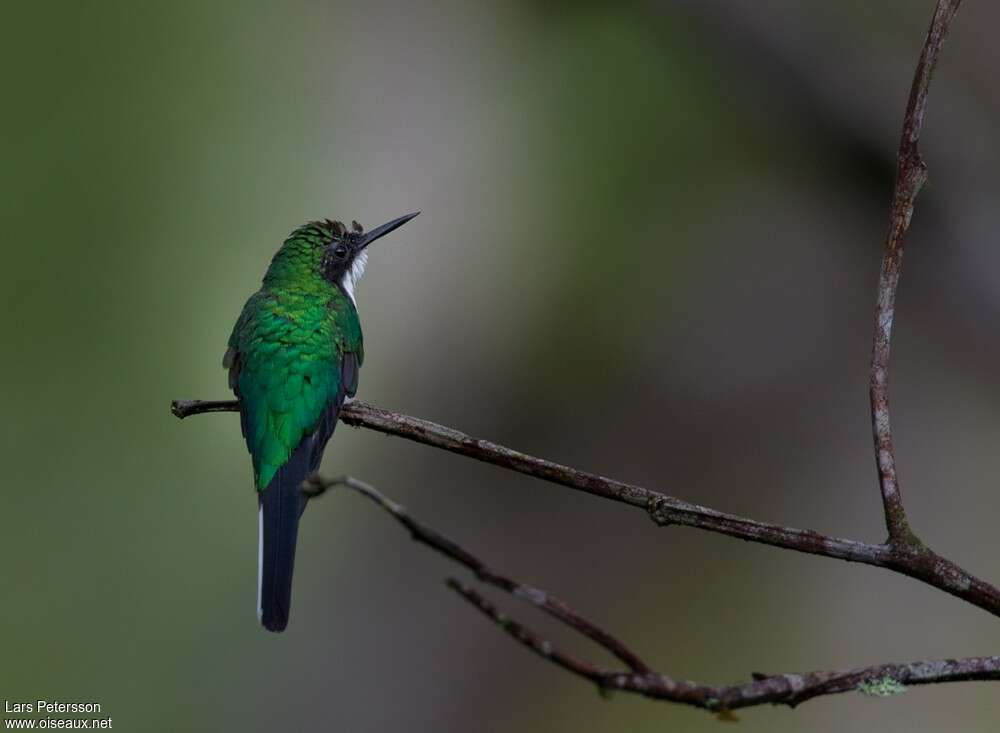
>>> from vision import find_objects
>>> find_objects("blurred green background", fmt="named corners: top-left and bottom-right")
top-left (4, 0), bottom-right (1000, 730)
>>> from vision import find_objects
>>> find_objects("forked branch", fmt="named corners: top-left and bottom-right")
top-left (310, 475), bottom-right (1000, 712)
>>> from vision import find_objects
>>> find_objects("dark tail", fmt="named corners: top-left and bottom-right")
top-left (258, 460), bottom-right (310, 633)
top-left (254, 378), bottom-right (350, 632)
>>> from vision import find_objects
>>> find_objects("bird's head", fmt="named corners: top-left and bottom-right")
top-left (320, 212), bottom-right (419, 302)
top-left (265, 212), bottom-right (419, 301)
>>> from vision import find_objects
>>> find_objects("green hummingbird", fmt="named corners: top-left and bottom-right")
top-left (223, 212), bottom-right (419, 632)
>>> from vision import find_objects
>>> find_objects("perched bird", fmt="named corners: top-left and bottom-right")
top-left (223, 212), bottom-right (419, 632)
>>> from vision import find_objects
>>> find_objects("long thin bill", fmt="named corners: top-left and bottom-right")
top-left (357, 211), bottom-right (420, 249)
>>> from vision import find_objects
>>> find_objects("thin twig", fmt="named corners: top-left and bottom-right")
top-left (172, 397), bottom-right (1000, 617)
top-left (305, 475), bottom-right (650, 673)
top-left (870, 0), bottom-right (963, 546)
top-left (315, 473), bottom-right (1000, 711)
top-left (450, 579), bottom-right (1000, 711)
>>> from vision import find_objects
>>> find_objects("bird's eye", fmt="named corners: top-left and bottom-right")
top-left (334, 245), bottom-right (348, 258)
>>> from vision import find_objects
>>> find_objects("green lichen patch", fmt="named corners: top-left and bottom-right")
top-left (857, 677), bottom-right (907, 697)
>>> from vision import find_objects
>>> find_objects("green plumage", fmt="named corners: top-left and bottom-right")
top-left (225, 222), bottom-right (363, 490)
top-left (225, 212), bottom-right (415, 632)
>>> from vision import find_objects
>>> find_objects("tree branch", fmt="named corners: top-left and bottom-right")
top-left (870, 0), bottom-right (963, 546)
top-left (172, 396), bottom-right (1000, 617)
top-left (313, 474), bottom-right (1000, 712)
top-left (303, 475), bottom-right (650, 674)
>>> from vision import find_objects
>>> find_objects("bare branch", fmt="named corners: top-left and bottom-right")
top-left (870, 0), bottom-right (964, 546)
top-left (305, 475), bottom-right (650, 674)
top-left (451, 579), bottom-right (1000, 711)
top-left (315, 473), bottom-right (1000, 712)
top-left (172, 397), bottom-right (1000, 617)
top-left (170, 399), bottom-right (236, 417)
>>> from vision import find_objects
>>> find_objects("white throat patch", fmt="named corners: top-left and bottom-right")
top-left (340, 249), bottom-right (368, 305)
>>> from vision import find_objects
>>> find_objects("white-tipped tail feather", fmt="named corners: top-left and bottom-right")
top-left (257, 505), bottom-right (263, 621)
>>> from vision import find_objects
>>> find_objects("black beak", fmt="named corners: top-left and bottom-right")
top-left (357, 212), bottom-right (420, 250)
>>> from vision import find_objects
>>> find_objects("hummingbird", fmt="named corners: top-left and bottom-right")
top-left (223, 212), bottom-right (419, 632)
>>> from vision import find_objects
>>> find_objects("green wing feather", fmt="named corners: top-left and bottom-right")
top-left (226, 288), bottom-right (362, 489)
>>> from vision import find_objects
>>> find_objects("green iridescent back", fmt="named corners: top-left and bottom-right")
top-left (225, 222), bottom-right (363, 489)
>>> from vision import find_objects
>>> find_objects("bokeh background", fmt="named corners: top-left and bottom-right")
top-left (3, 1), bottom-right (1000, 730)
